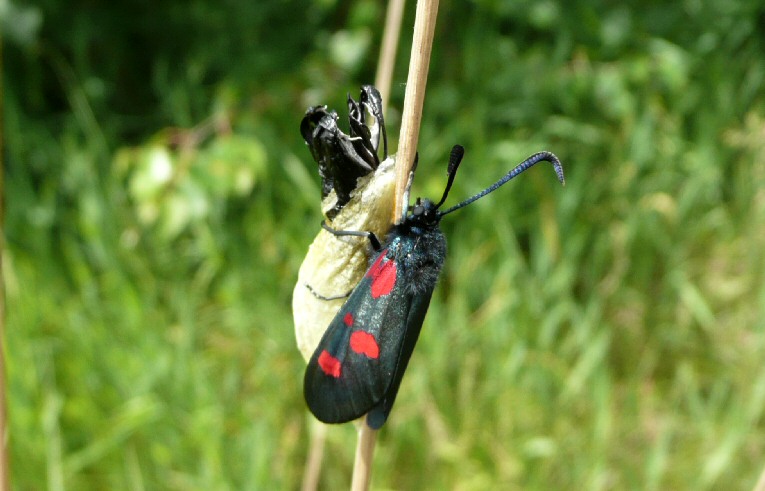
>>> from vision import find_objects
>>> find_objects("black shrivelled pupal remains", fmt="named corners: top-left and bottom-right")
top-left (300, 85), bottom-right (388, 220)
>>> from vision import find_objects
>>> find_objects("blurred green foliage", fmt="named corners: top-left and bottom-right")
top-left (4, 0), bottom-right (765, 489)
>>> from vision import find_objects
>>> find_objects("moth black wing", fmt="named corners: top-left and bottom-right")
top-left (303, 249), bottom-right (411, 425)
top-left (304, 226), bottom-right (447, 428)
top-left (365, 285), bottom-right (435, 428)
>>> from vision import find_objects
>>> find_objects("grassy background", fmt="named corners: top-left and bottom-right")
top-left (4, 0), bottom-right (765, 489)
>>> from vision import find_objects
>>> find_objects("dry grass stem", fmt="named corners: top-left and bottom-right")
top-left (301, 421), bottom-right (327, 491)
top-left (375, 0), bottom-right (406, 114)
top-left (350, 424), bottom-right (378, 491)
top-left (393, 0), bottom-right (440, 223)
top-left (753, 464), bottom-right (765, 491)
top-left (0, 39), bottom-right (9, 491)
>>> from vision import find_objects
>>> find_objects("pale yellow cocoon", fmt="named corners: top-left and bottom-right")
top-left (293, 157), bottom-right (396, 361)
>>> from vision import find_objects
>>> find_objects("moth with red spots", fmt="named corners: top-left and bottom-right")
top-left (304, 145), bottom-right (565, 429)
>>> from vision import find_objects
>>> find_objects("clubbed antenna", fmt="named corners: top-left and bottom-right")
top-left (439, 151), bottom-right (565, 216)
top-left (434, 145), bottom-right (465, 209)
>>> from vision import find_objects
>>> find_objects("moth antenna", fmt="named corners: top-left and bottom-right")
top-left (434, 145), bottom-right (465, 209)
top-left (439, 151), bottom-right (564, 216)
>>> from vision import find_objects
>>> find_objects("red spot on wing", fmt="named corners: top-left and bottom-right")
top-left (366, 253), bottom-right (397, 298)
top-left (350, 331), bottom-right (380, 359)
top-left (371, 261), bottom-right (396, 298)
top-left (366, 253), bottom-right (386, 277)
top-left (318, 350), bottom-right (342, 378)
top-left (343, 312), bottom-right (354, 327)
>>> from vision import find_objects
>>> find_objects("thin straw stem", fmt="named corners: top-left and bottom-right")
top-left (351, 0), bottom-right (439, 488)
top-left (301, 422), bottom-right (327, 491)
top-left (0, 35), bottom-right (9, 491)
top-left (350, 424), bottom-right (378, 491)
top-left (753, 464), bottom-right (765, 491)
top-left (393, 0), bottom-right (440, 223)
top-left (375, 0), bottom-right (406, 115)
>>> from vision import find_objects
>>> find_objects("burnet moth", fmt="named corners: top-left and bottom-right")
top-left (304, 145), bottom-right (565, 429)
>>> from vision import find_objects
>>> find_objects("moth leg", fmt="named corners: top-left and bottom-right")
top-left (320, 221), bottom-right (382, 251)
top-left (304, 283), bottom-right (352, 301)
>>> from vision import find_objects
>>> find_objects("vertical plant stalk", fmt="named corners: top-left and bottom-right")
top-left (300, 3), bottom-right (408, 490)
top-left (301, 421), bottom-right (327, 491)
top-left (350, 1), bottom-right (440, 489)
top-left (754, 465), bottom-right (765, 491)
top-left (347, 1), bottom-right (408, 488)
top-left (375, 0), bottom-right (406, 115)
top-left (350, 422), bottom-right (378, 491)
top-left (393, 0), bottom-right (440, 223)
top-left (0, 36), bottom-right (9, 491)
top-left (347, 3), bottom-right (408, 487)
